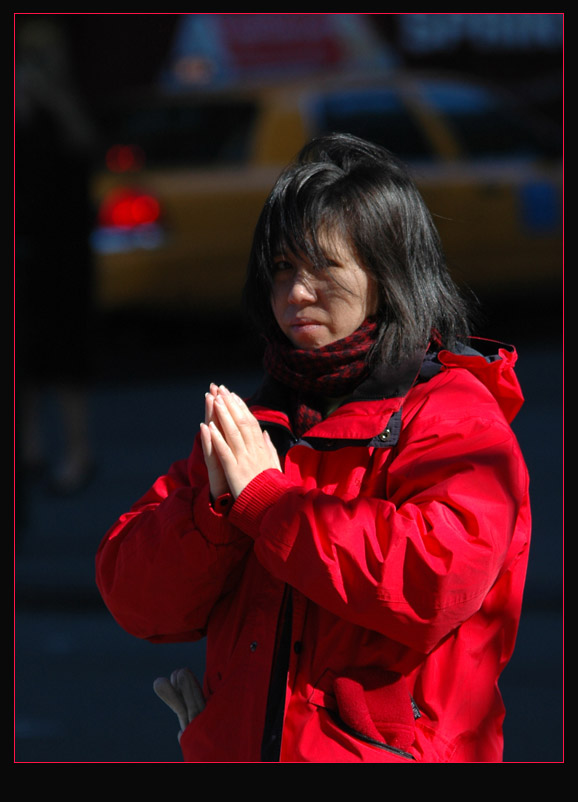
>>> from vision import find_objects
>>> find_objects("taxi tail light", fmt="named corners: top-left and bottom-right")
top-left (98, 187), bottom-right (161, 229)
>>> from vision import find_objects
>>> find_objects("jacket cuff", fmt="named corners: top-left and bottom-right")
top-left (192, 485), bottom-right (245, 545)
top-left (229, 469), bottom-right (293, 539)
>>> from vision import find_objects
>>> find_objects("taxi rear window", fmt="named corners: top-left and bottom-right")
top-left (311, 89), bottom-right (435, 161)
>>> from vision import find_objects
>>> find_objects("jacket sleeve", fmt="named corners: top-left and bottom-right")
top-left (95, 434), bottom-right (253, 642)
top-left (228, 380), bottom-right (530, 654)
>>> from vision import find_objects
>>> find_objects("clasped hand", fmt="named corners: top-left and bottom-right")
top-left (200, 384), bottom-right (281, 501)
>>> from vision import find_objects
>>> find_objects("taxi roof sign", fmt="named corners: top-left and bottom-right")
top-left (161, 13), bottom-right (396, 89)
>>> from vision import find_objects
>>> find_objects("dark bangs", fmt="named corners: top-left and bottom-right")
top-left (246, 162), bottom-right (352, 283)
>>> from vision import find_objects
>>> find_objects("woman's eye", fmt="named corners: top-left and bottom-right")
top-left (272, 260), bottom-right (292, 274)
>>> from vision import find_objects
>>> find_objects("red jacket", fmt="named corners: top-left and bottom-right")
top-left (96, 341), bottom-right (531, 762)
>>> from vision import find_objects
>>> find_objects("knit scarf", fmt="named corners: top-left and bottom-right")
top-left (264, 318), bottom-right (379, 437)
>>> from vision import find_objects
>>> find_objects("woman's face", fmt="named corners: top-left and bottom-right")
top-left (271, 230), bottom-right (379, 350)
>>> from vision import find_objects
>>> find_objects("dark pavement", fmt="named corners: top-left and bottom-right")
top-left (15, 323), bottom-right (563, 763)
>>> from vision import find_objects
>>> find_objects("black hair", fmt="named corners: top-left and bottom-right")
top-left (243, 132), bottom-right (472, 363)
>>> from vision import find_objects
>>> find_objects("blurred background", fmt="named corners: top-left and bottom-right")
top-left (15, 13), bottom-right (563, 763)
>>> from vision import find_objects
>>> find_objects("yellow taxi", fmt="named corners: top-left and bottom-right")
top-left (91, 69), bottom-right (562, 315)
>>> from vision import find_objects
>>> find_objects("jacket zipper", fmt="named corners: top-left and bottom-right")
top-left (330, 713), bottom-right (416, 760)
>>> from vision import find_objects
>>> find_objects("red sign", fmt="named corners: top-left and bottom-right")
top-left (218, 14), bottom-right (345, 71)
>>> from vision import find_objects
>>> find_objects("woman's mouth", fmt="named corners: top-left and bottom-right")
top-left (288, 320), bottom-right (323, 337)
top-left (289, 318), bottom-right (322, 330)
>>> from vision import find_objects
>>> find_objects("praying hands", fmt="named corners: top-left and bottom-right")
top-left (200, 384), bottom-right (282, 501)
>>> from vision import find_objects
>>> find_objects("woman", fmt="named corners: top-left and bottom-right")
top-left (96, 134), bottom-right (531, 763)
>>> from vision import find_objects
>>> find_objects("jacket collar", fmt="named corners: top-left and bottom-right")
top-left (249, 345), bottom-right (427, 452)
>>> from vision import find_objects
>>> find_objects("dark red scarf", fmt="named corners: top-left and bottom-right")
top-left (264, 318), bottom-right (379, 436)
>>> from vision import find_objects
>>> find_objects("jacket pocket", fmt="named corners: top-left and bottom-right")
top-left (311, 667), bottom-right (419, 760)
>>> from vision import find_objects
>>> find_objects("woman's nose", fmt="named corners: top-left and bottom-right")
top-left (287, 272), bottom-right (317, 304)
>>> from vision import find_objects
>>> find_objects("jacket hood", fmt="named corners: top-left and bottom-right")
top-left (354, 337), bottom-right (526, 426)
top-left (437, 339), bottom-right (525, 424)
